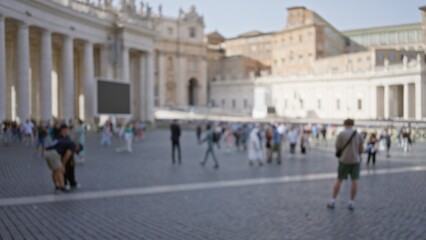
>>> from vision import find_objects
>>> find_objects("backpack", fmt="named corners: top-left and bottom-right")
top-left (213, 132), bottom-right (221, 142)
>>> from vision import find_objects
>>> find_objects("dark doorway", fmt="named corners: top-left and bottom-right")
top-left (188, 78), bottom-right (198, 106)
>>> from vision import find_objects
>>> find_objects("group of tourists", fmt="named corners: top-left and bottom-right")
top-left (99, 119), bottom-right (146, 153)
top-left (1, 119), bottom-right (86, 160)
top-left (1, 118), bottom-right (87, 193)
top-left (169, 120), bottom-right (332, 169)
top-left (44, 124), bottom-right (83, 193)
top-left (0, 116), bottom-right (419, 207)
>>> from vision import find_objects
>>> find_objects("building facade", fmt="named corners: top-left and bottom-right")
top-left (343, 23), bottom-right (424, 51)
top-left (0, 0), bottom-right (156, 125)
top-left (210, 6), bottom-right (426, 121)
top-left (153, 6), bottom-right (207, 108)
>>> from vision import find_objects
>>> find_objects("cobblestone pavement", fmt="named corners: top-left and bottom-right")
top-left (0, 129), bottom-right (425, 239)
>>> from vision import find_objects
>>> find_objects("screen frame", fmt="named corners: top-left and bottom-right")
top-left (95, 78), bottom-right (131, 117)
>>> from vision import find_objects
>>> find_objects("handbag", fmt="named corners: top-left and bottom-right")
top-left (335, 131), bottom-right (357, 158)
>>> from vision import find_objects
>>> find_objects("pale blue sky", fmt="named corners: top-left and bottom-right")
top-left (143, 0), bottom-right (425, 38)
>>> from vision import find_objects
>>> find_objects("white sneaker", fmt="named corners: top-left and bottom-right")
top-left (326, 200), bottom-right (335, 209)
top-left (347, 201), bottom-right (355, 211)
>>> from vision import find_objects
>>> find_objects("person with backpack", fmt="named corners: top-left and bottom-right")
top-left (199, 123), bottom-right (219, 169)
top-left (327, 119), bottom-right (364, 211)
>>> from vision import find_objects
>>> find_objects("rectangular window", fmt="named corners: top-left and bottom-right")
top-left (232, 99), bottom-right (236, 109)
top-left (336, 99), bottom-right (340, 110)
top-left (408, 31), bottom-right (416, 41)
top-left (377, 53), bottom-right (385, 62)
top-left (189, 27), bottom-right (196, 38)
top-left (243, 99), bottom-right (248, 109)
top-left (167, 27), bottom-right (173, 36)
top-left (221, 99), bottom-right (226, 108)
top-left (389, 32), bottom-right (397, 43)
top-left (357, 99), bottom-right (362, 110)
top-left (399, 31), bottom-right (407, 42)
top-left (189, 59), bottom-right (197, 72)
top-left (380, 34), bottom-right (387, 44)
top-left (317, 99), bottom-right (321, 109)
top-left (211, 99), bottom-right (215, 107)
top-left (389, 53), bottom-right (395, 62)
top-left (300, 99), bottom-right (304, 109)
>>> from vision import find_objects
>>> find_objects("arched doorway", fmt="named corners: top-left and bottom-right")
top-left (188, 78), bottom-right (198, 106)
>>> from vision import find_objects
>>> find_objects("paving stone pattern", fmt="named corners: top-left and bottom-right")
top-left (0, 129), bottom-right (425, 239)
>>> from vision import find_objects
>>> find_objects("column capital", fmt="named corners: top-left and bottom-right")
top-left (18, 21), bottom-right (29, 29)
top-left (41, 28), bottom-right (52, 35)
top-left (84, 40), bottom-right (93, 46)
top-left (62, 34), bottom-right (74, 41)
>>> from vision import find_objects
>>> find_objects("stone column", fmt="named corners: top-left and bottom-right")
top-left (403, 83), bottom-right (409, 120)
top-left (62, 35), bottom-right (74, 120)
top-left (199, 59), bottom-right (208, 106)
top-left (369, 84), bottom-right (377, 119)
top-left (16, 22), bottom-right (30, 121)
top-left (177, 56), bottom-right (186, 106)
top-left (136, 53), bottom-right (145, 120)
top-left (0, 15), bottom-right (6, 121)
top-left (83, 41), bottom-right (95, 124)
top-left (145, 52), bottom-right (154, 122)
top-left (158, 53), bottom-right (165, 106)
top-left (122, 46), bottom-right (129, 82)
top-left (100, 45), bottom-right (113, 79)
top-left (40, 29), bottom-right (52, 120)
top-left (415, 80), bottom-right (422, 120)
top-left (384, 85), bottom-right (390, 119)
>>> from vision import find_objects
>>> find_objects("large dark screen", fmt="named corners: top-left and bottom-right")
top-left (97, 80), bottom-right (130, 114)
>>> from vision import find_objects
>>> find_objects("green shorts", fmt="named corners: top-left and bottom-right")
top-left (45, 150), bottom-right (62, 171)
top-left (272, 143), bottom-right (280, 152)
top-left (338, 162), bottom-right (360, 180)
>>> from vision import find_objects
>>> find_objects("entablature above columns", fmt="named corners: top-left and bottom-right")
top-left (0, 0), bottom-right (154, 47)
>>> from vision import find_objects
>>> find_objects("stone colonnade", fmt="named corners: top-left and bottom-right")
top-left (376, 81), bottom-right (422, 120)
top-left (0, 15), bottom-right (154, 124)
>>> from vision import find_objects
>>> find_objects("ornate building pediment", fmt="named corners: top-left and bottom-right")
top-left (181, 6), bottom-right (204, 25)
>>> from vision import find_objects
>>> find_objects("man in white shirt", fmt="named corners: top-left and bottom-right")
top-left (287, 126), bottom-right (299, 155)
top-left (22, 119), bottom-right (34, 146)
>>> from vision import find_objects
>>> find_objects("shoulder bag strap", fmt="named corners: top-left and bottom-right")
top-left (339, 131), bottom-right (357, 153)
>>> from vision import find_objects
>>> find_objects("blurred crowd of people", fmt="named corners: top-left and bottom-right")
top-left (0, 117), bottom-right (148, 193)
top-left (0, 117), bottom-right (418, 194)
top-left (169, 120), bottom-right (417, 170)
top-left (170, 121), bottom-right (334, 169)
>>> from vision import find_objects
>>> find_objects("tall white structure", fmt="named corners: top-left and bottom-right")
top-left (209, 6), bottom-right (426, 121)
top-left (153, 6), bottom-right (208, 107)
top-left (0, 0), bottom-right (156, 124)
